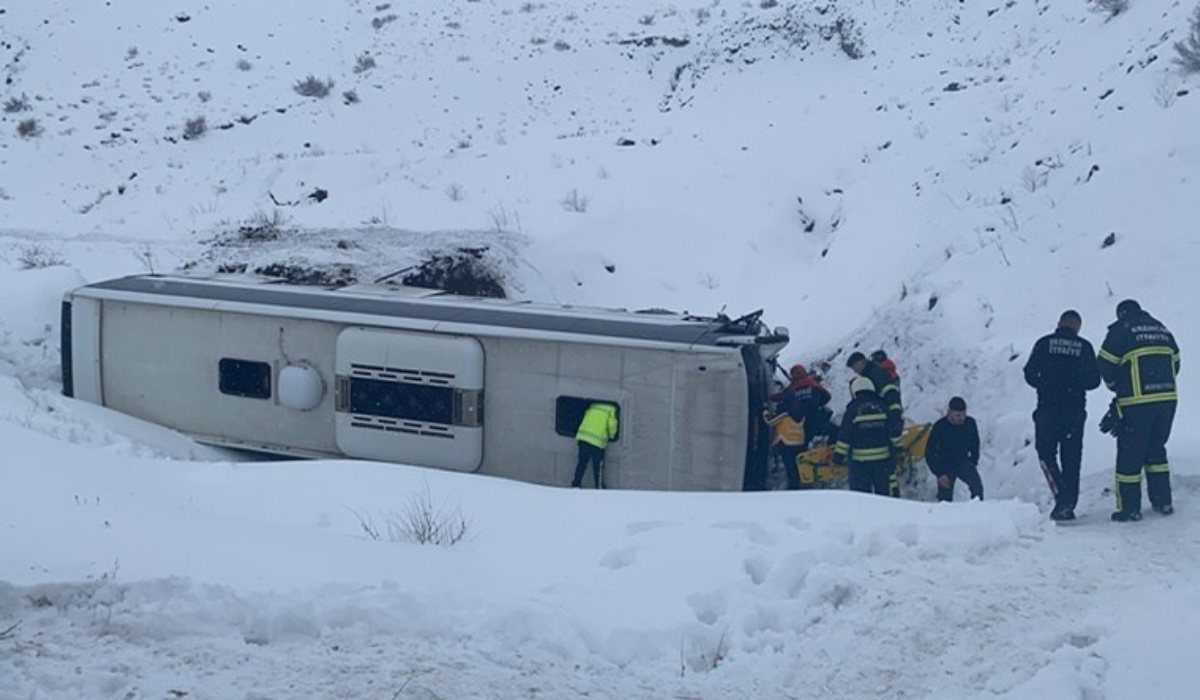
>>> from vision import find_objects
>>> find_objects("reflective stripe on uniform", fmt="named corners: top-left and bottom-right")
top-left (1121, 346), bottom-right (1176, 364)
top-left (1145, 463), bottom-right (1170, 474)
top-left (1115, 473), bottom-right (1143, 484)
top-left (851, 447), bottom-right (891, 461)
top-left (1117, 392), bottom-right (1178, 408)
top-left (1098, 348), bottom-right (1121, 364)
top-left (852, 412), bottom-right (887, 424)
top-left (834, 442), bottom-right (849, 456)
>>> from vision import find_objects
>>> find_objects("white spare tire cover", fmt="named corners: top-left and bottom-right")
top-left (278, 364), bottom-right (325, 411)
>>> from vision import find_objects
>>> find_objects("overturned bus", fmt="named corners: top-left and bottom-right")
top-left (60, 273), bottom-right (789, 491)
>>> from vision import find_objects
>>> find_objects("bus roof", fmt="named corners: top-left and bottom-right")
top-left (79, 274), bottom-right (774, 349)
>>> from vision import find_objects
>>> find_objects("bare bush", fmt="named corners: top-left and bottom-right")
top-left (560, 189), bottom-right (589, 213)
top-left (445, 182), bottom-right (465, 201)
top-left (18, 244), bottom-right (66, 270)
top-left (1090, 0), bottom-right (1129, 19)
top-left (1021, 165), bottom-right (1048, 192)
top-left (183, 116), bottom-right (207, 140)
top-left (1154, 77), bottom-right (1179, 108)
top-left (235, 58), bottom-right (253, 71)
top-left (16, 118), bottom-right (42, 138)
top-left (238, 209), bottom-right (288, 241)
top-left (0, 620), bottom-right (22, 641)
top-left (353, 53), bottom-right (376, 73)
top-left (293, 75), bottom-right (335, 98)
top-left (3, 93), bottom-right (30, 113)
top-left (343, 89), bottom-right (360, 105)
top-left (1177, 5), bottom-right (1200, 73)
top-left (553, 39), bottom-right (572, 51)
top-left (350, 483), bottom-right (472, 547)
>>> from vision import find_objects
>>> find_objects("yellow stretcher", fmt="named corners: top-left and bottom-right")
top-left (792, 422), bottom-right (933, 489)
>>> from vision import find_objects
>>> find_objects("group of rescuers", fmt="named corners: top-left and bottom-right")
top-left (568, 298), bottom-right (1176, 523)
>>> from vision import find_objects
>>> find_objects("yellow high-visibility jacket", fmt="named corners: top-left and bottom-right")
top-left (576, 403), bottom-right (619, 449)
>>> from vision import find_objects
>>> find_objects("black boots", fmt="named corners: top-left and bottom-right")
top-left (1111, 510), bottom-right (1143, 522)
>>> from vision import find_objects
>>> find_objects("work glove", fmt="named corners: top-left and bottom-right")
top-left (1098, 400), bottom-right (1120, 436)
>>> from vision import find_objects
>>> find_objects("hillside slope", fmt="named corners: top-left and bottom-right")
top-left (3, 0), bottom-right (1196, 498)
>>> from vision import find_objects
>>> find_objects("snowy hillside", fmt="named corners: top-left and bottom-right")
top-left (2, 0), bottom-right (1199, 697)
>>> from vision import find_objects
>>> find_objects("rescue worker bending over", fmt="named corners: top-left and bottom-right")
top-left (572, 402), bottom-right (619, 489)
top-left (1098, 299), bottom-right (1180, 522)
top-left (847, 351), bottom-right (903, 437)
top-left (766, 364), bottom-right (834, 484)
top-left (833, 376), bottom-right (900, 497)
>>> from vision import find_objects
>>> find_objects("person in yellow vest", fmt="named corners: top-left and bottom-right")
top-left (572, 402), bottom-right (619, 489)
top-left (763, 408), bottom-right (808, 489)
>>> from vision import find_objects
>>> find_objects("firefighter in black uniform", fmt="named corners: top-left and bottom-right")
top-left (1023, 310), bottom-right (1102, 521)
top-left (1098, 299), bottom-right (1180, 522)
top-left (833, 376), bottom-right (900, 497)
top-left (846, 351), bottom-right (903, 438)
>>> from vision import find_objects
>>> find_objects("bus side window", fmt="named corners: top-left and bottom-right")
top-left (555, 396), bottom-right (620, 442)
top-left (218, 358), bottom-right (273, 399)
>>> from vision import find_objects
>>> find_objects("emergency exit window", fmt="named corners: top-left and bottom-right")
top-left (219, 358), bottom-right (272, 399)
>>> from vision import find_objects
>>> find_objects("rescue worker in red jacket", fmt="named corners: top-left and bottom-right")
top-left (765, 363), bottom-right (833, 488)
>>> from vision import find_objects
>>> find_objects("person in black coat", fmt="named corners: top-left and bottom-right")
top-left (925, 396), bottom-right (983, 502)
top-left (1023, 310), bottom-right (1101, 521)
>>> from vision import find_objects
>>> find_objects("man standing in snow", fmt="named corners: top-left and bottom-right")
top-left (571, 402), bottom-right (619, 489)
top-left (1023, 310), bottom-right (1101, 521)
top-left (924, 397), bottom-right (983, 502)
top-left (846, 351), bottom-right (903, 437)
top-left (833, 376), bottom-right (899, 497)
top-left (1098, 300), bottom-right (1180, 522)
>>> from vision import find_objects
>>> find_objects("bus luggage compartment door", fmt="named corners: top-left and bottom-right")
top-left (334, 327), bottom-right (484, 471)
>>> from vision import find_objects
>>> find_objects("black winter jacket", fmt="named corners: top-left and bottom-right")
top-left (1023, 328), bottom-right (1101, 411)
top-left (925, 416), bottom-right (980, 477)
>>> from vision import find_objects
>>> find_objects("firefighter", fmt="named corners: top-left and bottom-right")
top-left (925, 396), bottom-right (983, 502)
top-left (846, 351), bottom-right (903, 437)
top-left (571, 402), bottom-right (619, 489)
top-left (1098, 300), bottom-right (1180, 522)
top-left (1022, 309), bottom-right (1102, 521)
top-left (833, 376), bottom-right (900, 497)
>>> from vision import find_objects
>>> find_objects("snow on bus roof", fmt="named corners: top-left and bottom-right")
top-left (79, 274), bottom-right (772, 349)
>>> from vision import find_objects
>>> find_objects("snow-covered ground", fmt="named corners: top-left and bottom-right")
top-left (1, 0), bottom-right (1198, 697)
